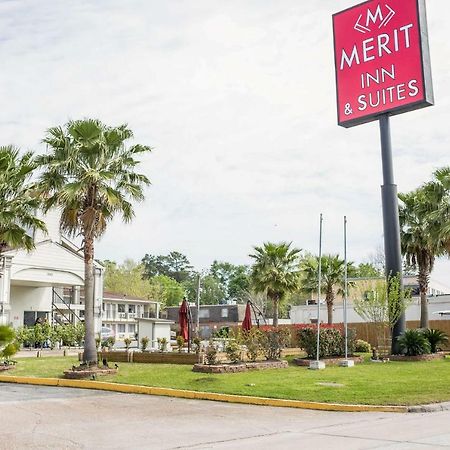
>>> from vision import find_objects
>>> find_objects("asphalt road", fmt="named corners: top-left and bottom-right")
top-left (1, 383), bottom-right (450, 449)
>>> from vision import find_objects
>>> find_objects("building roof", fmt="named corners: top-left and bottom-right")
top-left (103, 291), bottom-right (159, 304)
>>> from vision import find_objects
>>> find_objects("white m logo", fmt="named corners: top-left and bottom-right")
top-left (354, 3), bottom-right (395, 34)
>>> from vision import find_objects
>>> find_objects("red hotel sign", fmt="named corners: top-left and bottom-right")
top-left (333, 0), bottom-right (433, 128)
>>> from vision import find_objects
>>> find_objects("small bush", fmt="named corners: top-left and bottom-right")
top-left (193, 337), bottom-right (201, 354)
top-left (423, 328), bottom-right (448, 353)
top-left (397, 329), bottom-right (431, 356)
top-left (158, 337), bottom-right (168, 352)
top-left (225, 340), bottom-right (241, 363)
top-left (297, 326), bottom-right (356, 358)
top-left (242, 328), bottom-right (263, 362)
top-left (176, 336), bottom-right (185, 352)
top-left (205, 342), bottom-right (218, 365)
top-left (258, 328), bottom-right (290, 361)
top-left (355, 339), bottom-right (371, 353)
top-left (141, 336), bottom-right (149, 352)
top-left (124, 337), bottom-right (132, 350)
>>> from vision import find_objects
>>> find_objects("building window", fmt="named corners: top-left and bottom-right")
top-left (118, 324), bottom-right (126, 333)
top-left (221, 308), bottom-right (228, 318)
top-left (128, 304), bottom-right (136, 314)
top-left (128, 324), bottom-right (136, 333)
top-left (118, 304), bottom-right (125, 313)
top-left (198, 309), bottom-right (210, 319)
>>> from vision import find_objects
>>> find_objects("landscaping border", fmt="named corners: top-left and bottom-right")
top-left (0, 374), bottom-right (407, 413)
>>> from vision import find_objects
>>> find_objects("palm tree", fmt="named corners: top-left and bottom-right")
top-left (301, 254), bottom-right (354, 324)
top-left (399, 186), bottom-right (441, 329)
top-left (0, 146), bottom-right (46, 255)
top-left (36, 119), bottom-right (151, 365)
top-left (426, 167), bottom-right (450, 254)
top-left (249, 242), bottom-right (301, 327)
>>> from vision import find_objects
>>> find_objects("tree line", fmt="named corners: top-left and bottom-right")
top-left (104, 248), bottom-right (384, 326)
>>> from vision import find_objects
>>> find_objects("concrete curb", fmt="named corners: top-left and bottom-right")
top-left (408, 402), bottom-right (450, 413)
top-left (0, 374), bottom-right (407, 413)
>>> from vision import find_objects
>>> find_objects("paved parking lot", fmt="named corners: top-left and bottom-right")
top-left (1, 382), bottom-right (450, 449)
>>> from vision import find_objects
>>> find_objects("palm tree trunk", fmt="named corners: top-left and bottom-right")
top-left (418, 264), bottom-right (429, 329)
top-left (82, 235), bottom-right (97, 364)
top-left (272, 296), bottom-right (279, 328)
top-left (326, 288), bottom-right (334, 324)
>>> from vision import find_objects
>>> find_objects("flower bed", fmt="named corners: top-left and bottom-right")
top-left (63, 366), bottom-right (118, 379)
top-left (389, 352), bottom-right (446, 362)
top-left (293, 355), bottom-right (364, 366)
top-left (193, 360), bottom-right (288, 374)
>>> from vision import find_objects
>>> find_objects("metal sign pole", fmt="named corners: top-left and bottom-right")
top-left (379, 115), bottom-right (405, 354)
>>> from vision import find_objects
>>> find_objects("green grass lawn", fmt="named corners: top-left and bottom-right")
top-left (3, 356), bottom-right (450, 406)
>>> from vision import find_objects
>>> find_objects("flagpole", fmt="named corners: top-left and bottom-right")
top-left (310, 213), bottom-right (325, 370)
top-left (340, 215), bottom-right (354, 367)
top-left (344, 215), bottom-right (348, 360)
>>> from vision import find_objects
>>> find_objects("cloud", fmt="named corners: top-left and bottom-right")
top-left (1, 0), bottom-right (450, 286)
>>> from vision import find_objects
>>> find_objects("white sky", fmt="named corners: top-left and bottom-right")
top-left (1, 0), bottom-right (450, 285)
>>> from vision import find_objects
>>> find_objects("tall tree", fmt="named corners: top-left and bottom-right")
top-left (249, 242), bottom-right (301, 327)
top-left (37, 119), bottom-right (151, 365)
top-left (210, 261), bottom-right (250, 302)
top-left (301, 254), bottom-right (355, 324)
top-left (0, 146), bottom-right (46, 255)
top-left (399, 183), bottom-right (444, 328)
top-left (142, 251), bottom-right (193, 282)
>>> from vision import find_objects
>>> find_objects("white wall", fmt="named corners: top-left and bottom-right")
top-left (10, 285), bottom-right (53, 328)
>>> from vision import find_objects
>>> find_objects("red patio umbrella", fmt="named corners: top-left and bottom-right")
top-left (242, 301), bottom-right (252, 332)
top-left (179, 299), bottom-right (189, 341)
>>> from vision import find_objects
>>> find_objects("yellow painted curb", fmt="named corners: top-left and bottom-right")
top-left (0, 375), bottom-right (407, 413)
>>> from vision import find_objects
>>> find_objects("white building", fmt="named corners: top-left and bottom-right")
top-left (290, 276), bottom-right (450, 324)
top-left (102, 292), bottom-right (160, 340)
top-left (0, 209), bottom-right (104, 332)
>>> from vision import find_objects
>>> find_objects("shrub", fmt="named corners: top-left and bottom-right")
top-left (205, 342), bottom-right (218, 365)
top-left (355, 339), bottom-right (371, 353)
top-left (176, 336), bottom-right (185, 352)
top-left (74, 323), bottom-right (85, 347)
top-left (258, 328), bottom-right (291, 361)
top-left (0, 326), bottom-right (18, 361)
top-left (297, 326), bottom-right (356, 358)
top-left (423, 329), bottom-right (448, 353)
top-left (242, 328), bottom-right (263, 362)
top-left (158, 337), bottom-right (168, 352)
top-left (15, 326), bottom-right (34, 347)
top-left (124, 337), bottom-right (132, 350)
top-left (141, 336), bottom-right (149, 352)
top-left (225, 340), bottom-right (241, 363)
top-left (192, 337), bottom-right (201, 354)
top-left (397, 329), bottom-right (431, 356)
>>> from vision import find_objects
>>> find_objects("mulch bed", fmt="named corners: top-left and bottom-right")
top-left (293, 356), bottom-right (364, 366)
top-left (193, 360), bottom-right (288, 374)
top-left (0, 364), bottom-right (15, 372)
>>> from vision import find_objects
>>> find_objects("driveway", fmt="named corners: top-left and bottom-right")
top-left (1, 383), bottom-right (449, 449)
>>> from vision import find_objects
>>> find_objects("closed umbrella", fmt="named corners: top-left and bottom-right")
top-left (242, 301), bottom-right (252, 331)
top-left (179, 299), bottom-right (189, 341)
